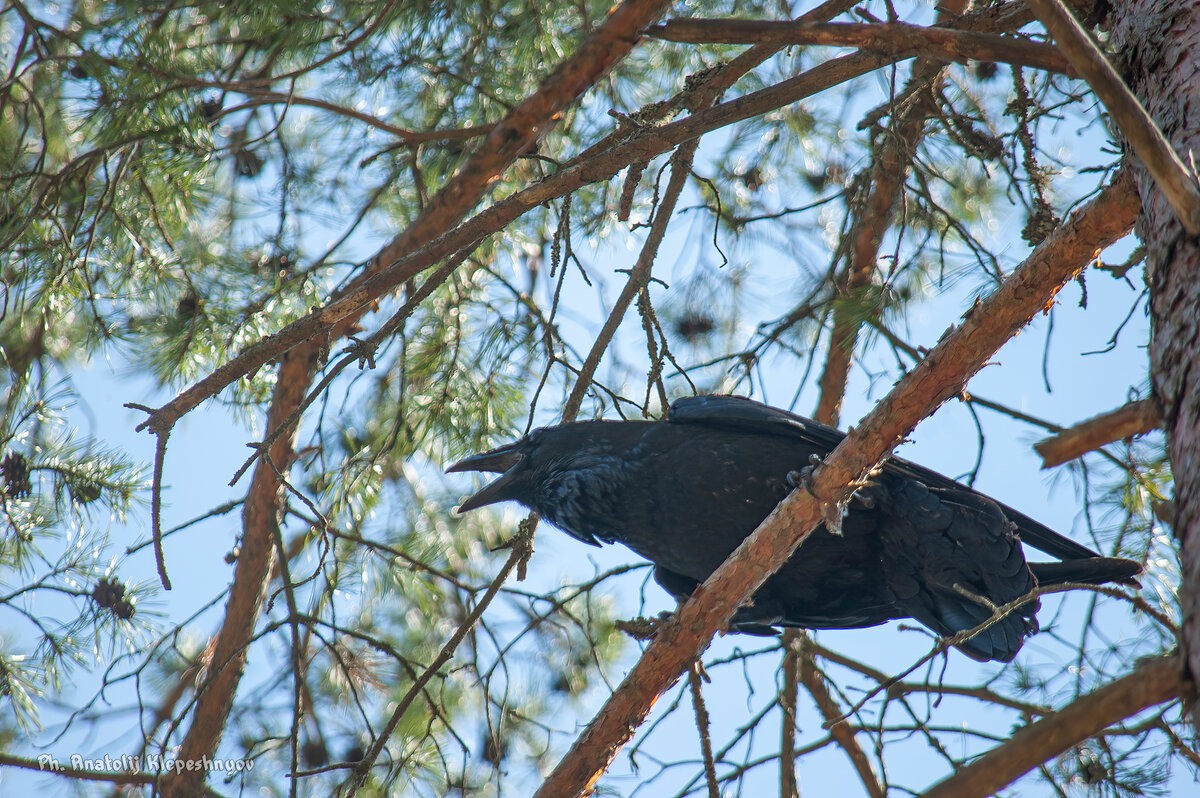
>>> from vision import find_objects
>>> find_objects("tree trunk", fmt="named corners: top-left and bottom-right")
top-left (1109, 0), bottom-right (1200, 710)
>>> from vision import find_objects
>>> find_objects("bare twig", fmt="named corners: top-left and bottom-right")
top-left (561, 139), bottom-right (699, 421)
top-left (344, 520), bottom-right (536, 795)
top-left (648, 19), bottom-right (1073, 76)
top-left (920, 655), bottom-right (1183, 798)
top-left (1027, 0), bottom-right (1200, 234)
top-left (688, 663), bottom-right (720, 798)
top-left (1034, 397), bottom-right (1162, 467)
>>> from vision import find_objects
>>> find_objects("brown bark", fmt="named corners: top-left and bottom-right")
top-left (819, 0), bottom-right (966, 428)
top-left (1108, 0), bottom-right (1200, 725)
top-left (1034, 397), bottom-right (1162, 467)
top-left (531, 170), bottom-right (1138, 798)
top-left (648, 19), bottom-right (1073, 75)
top-left (920, 656), bottom-right (1183, 798)
top-left (157, 3), bottom-right (672, 795)
top-left (140, 0), bottom-right (1074, 439)
top-left (788, 5), bottom-right (970, 789)
top-left (159, 347), bottom-right (313, 798)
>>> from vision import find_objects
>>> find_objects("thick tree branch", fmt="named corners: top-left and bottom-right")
top-left (920, 655), bottom-right (1184, 798)
top-left (648, 20), bottom-right (1073, 75)
top-left (531, 168), bottom-right (1138, 798)
top-left (1034, 397), bottom-right (1162, 467)
top-left (161, 345), bottom-right (312, 798)
top-left (1028, 0), bottom-right (1200, 233)
top-left (158, 3), bottom-right (672, 796)
top-left (134, 0), bottom-right (1065, 441)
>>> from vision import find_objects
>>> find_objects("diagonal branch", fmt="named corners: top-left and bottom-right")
top-left (1027, 0), bottom-right (1200, 234)
top-left (817, 0), bottom-right (966, 427)
top-left (786, 2), bottom-right (969, 784)
top-left (135, 0), bottom-right (1067, 443)
top-left (157, 3), bottom-right (673, 796)
top-left (919, 655), bottom-right (1183, 798)
top-left (1034, 397), bottom-right (1162, 467)
top-left (531, 168), bottom-right (1138, 798)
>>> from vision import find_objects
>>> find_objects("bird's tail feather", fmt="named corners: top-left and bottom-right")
top-left (1030, 557), bottom-right (1141, 588)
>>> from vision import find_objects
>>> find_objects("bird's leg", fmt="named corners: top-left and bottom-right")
top-left (786, 453), bottom-right (854, 536)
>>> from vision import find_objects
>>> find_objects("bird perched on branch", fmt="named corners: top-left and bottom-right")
top-left (449, 395), bottom-right (1140, 662)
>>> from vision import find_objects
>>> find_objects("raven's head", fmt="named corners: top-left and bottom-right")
top-left (447, 420), bottom-right (643, 522)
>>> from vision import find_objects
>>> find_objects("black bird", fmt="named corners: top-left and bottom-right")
top-left (449, 395), bottom-right (1140, 662)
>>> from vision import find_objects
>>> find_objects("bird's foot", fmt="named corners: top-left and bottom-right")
top-left (785, 454), bottom-right (824, 498)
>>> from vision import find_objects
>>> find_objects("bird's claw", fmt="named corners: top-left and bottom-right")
top-left (786, 454), bottom-right (824, 499)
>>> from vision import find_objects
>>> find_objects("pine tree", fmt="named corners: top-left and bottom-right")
top-left (0, 1), bottom-right (1191, 796)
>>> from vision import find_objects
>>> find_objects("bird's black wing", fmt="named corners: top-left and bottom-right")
top-left (668, 395), bottom-right (1107, 563)
top-left (669, 394), bottom-right (848, 452)
top-left (870, 478), bottom-right (1038, 662)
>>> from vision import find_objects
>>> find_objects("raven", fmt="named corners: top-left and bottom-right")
top-left (449, 395), bottom-right (1140, 661)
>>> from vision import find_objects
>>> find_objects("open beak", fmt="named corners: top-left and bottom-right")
top-left (447, 441), bottom-right (526, 514)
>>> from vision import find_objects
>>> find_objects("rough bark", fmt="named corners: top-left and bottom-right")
top-left (1034, 397), bottom-right (1161, 467)
top-left (156, 3), bottom-right (672, 795)
top-left (1108, 0), bottom-right (1200, 717)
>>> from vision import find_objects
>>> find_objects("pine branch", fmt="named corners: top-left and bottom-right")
top-left (1034, 397), bottom-right (1162, 467)
top-left (133, 0), bottom-right (1071, 445)
top-left (1027, 0), bottom-right (1200, 234)
top-left (648, 19), bottom-right (1072, 75)
top-left (816, 0), bottom-right (969, 427)
top-left (920, 655), bottom-right (1183, 798)
top-left (157, 3), bottom-right (673, 796)
top-left (530, 167), bottom-right (1138, 798)
top-left (795, 635), bottom-right (885, 798)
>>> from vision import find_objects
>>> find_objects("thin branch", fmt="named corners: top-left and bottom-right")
top-left (779, 630), bottom-right (801, 798)
top-left (158, 3), bottom-right (674, 796)
top-left (687, 664), bottom-right (720, 798)
top-left (561, 139), bottom-right (698, 421)
top-left (0, 752), bottom-right (155, 785)
top-left (1034, 397), bottom-right (1162, 467)
top-left (919, 655), bottom-right (1184, 798)
top-left (343, 520), bottom-right (535, 795)
top-left (221, 90), bottom-right (492, 143)
top-left (648, 20), bottom-right (1074, 76)
top-left (530, 165), bottom-right (1138, 798)
top-left (796, 634), bottom-right (884, 798)
top-left (133, 0), bottom-right (1059, 441)
top-left (818, 0), bottom-right (966, 431)
top-left (1027, 0), bottom-right (1200, 233)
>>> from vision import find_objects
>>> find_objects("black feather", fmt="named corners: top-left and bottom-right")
top-left (449, 395), bottom-right (1141, 662)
